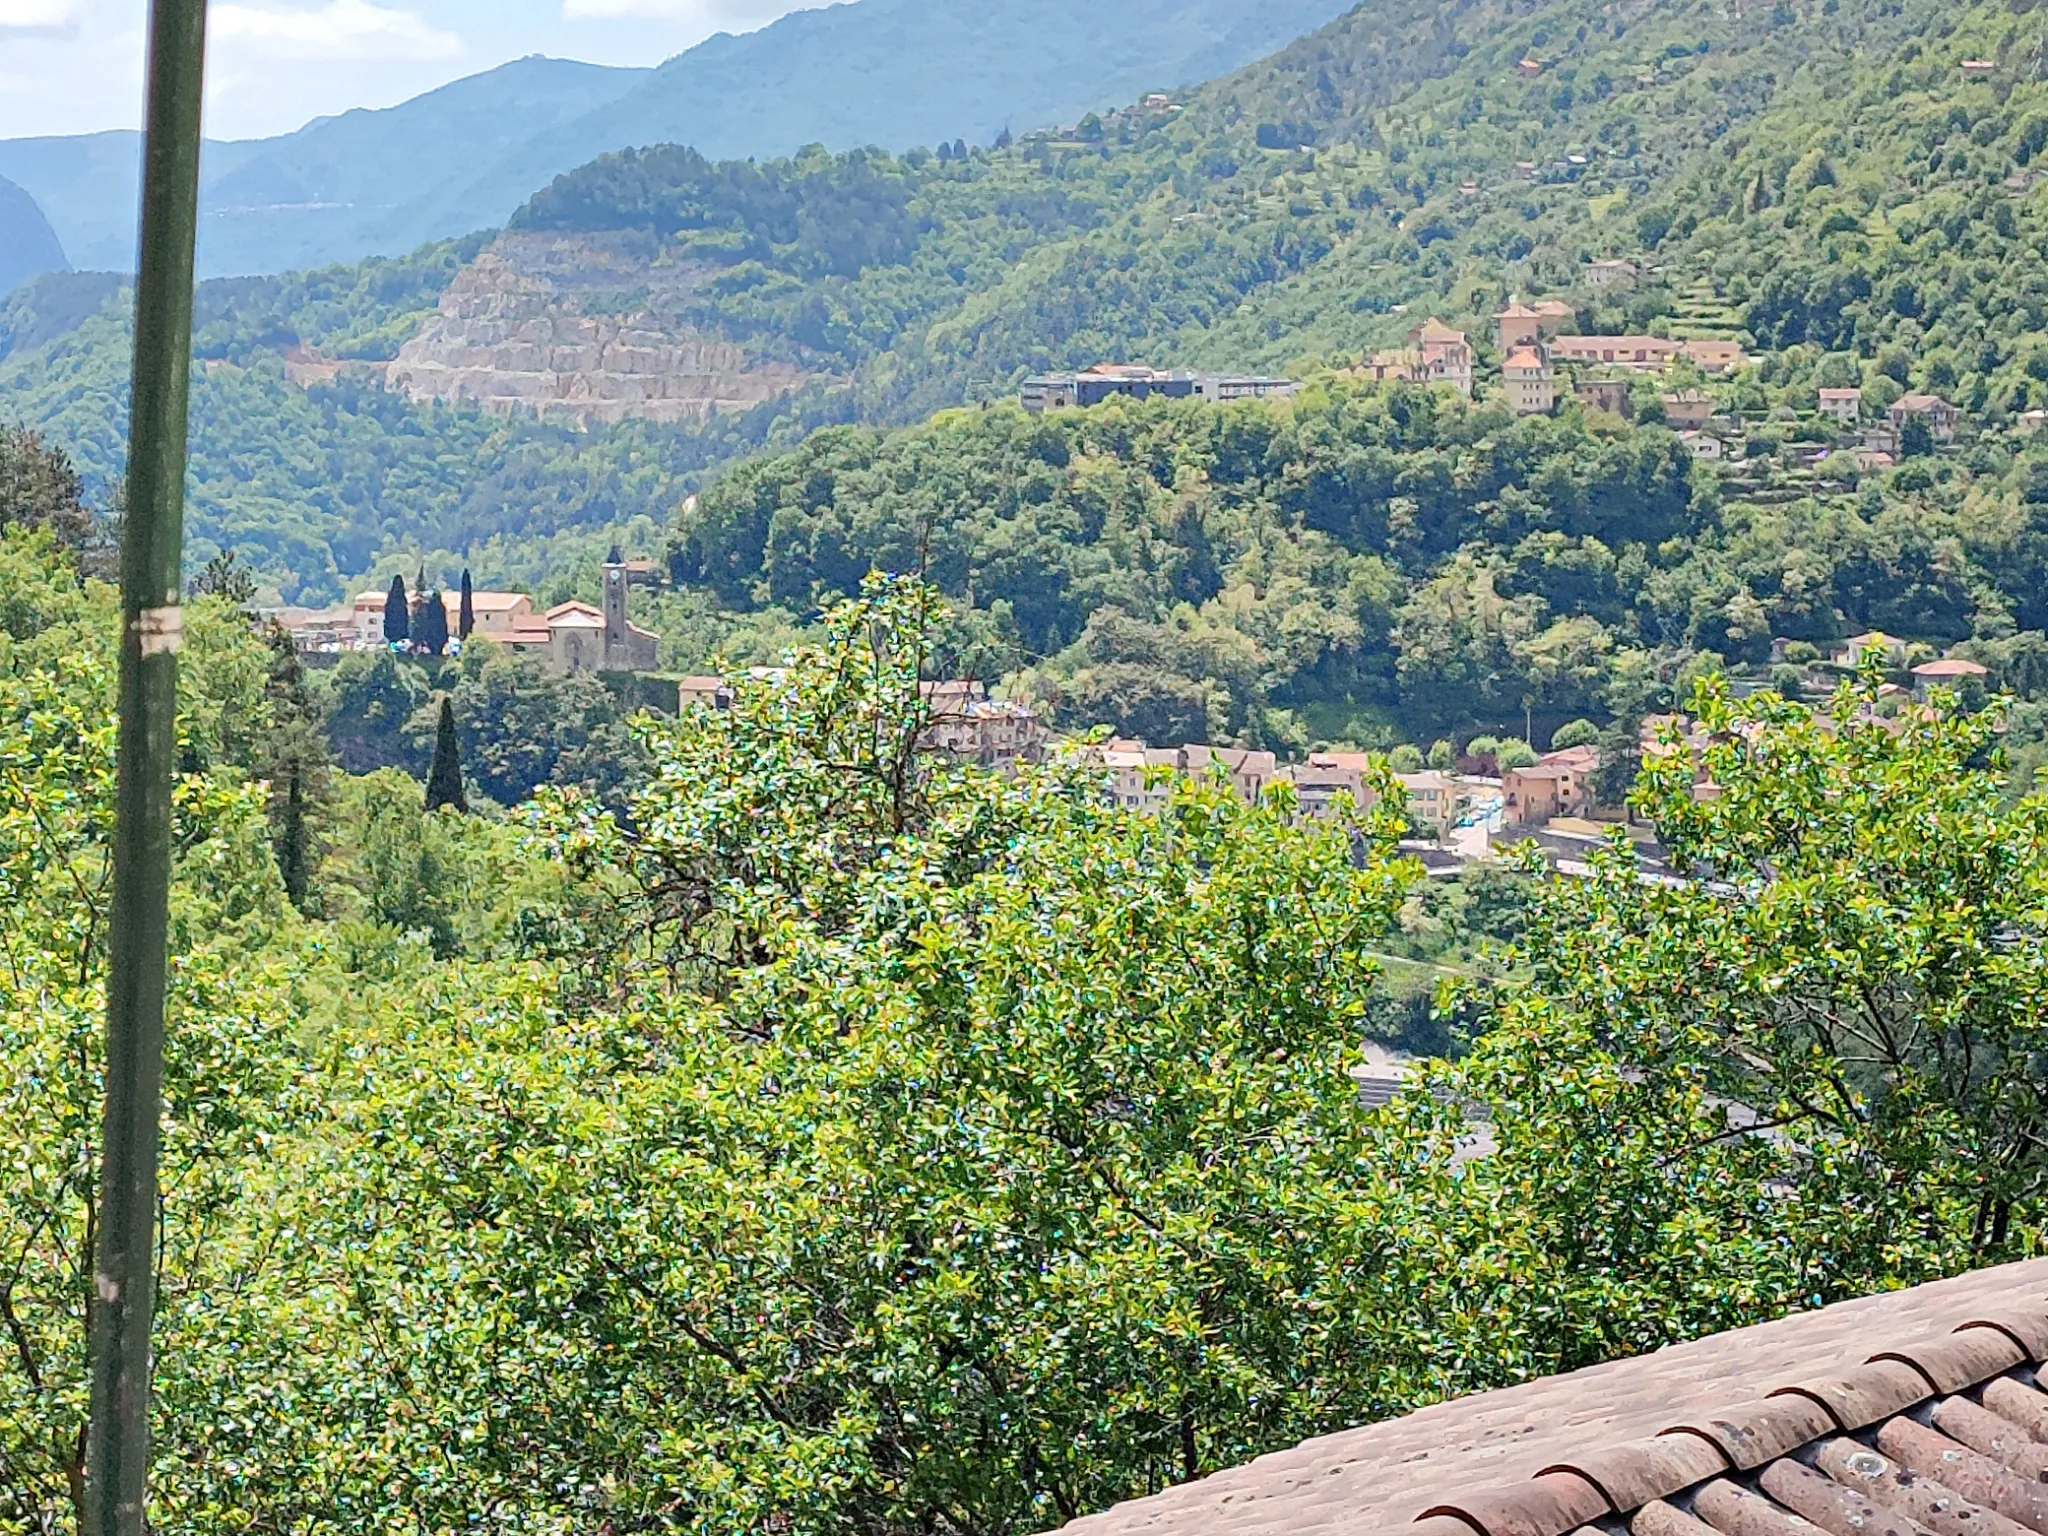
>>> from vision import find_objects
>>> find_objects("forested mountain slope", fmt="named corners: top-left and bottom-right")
top-left (672, 382), bottom-right (2048, 750)
top-left (0, 0), bottom-right (1356, 283)
top-left (8, 0), bottom-right (2048, 622)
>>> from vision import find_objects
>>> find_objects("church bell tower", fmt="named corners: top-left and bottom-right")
top-left (602, 544), bottom-right (627, 659)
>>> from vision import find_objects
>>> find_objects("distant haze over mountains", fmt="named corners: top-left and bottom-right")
top-left (0, 0), bottom-right (1358, 285)
top-left (0, 177), bottom-right (68, 302)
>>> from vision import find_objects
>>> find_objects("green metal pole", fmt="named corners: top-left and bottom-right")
top-left (86, 3), bottom-right (208, 1533)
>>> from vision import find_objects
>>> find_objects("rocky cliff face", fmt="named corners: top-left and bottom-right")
top-left (387, 232), bottom-right (810, 427)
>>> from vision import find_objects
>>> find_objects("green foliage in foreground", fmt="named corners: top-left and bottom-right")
top-left (0, 540), bottom-right (2040, 1530)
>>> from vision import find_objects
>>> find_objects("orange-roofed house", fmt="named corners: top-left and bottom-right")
top-left (1495, 302), bottom-right (1544, 354)
top-left (1912, 656), bottom-right (1990, 700)
top-left (1503, 345), bottom-right (1555, 415)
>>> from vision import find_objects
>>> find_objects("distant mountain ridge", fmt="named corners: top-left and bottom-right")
top-left (0, 176), bottom-right (67, 301)
top-left (0, 57), bottom-right (650, 279)
top-left (0, 0), bottom-right (1359, 283)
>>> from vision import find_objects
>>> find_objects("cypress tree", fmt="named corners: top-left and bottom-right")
top-left (384, 573), bottom-right (410, 644)
top-left (459, 569), bottom-right (475, 639)
top-left (424, 696), bottom-right (468, 813)
top-left (416, 587), bottom-right (450, 656)
top-left (259, 622), bottom-right (331, 912)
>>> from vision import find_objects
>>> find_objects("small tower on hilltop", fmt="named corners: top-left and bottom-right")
top-left (603, 543), bottom-right (628, 657)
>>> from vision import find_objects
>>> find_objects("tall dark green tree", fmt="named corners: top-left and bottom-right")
top-left (0, 425), bottom-right (91, 552)
top-left (458, 570), bottom-right (475, 640)
top-left (383, 574), bottom-right (409, 645)
top-left (424, 696), bottom-right (468, 813)
top-left (415, 587), bottom-right (450, 657)
top-left (191, 549), bottom-right (257, 608)
top-left (258, 623), bottom-right (332, 912)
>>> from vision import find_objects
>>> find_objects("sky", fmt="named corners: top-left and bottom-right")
top-left (0, 0), bottom-right (823, 141)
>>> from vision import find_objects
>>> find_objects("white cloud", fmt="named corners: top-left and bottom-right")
top-left (0, 0), bottom-right (81, 34)
top-left (211, 0), bottom-right (462, 60)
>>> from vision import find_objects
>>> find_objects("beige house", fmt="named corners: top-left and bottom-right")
top-left (1284, 763), bottom-right (1367, 820)
top-left (1548, 334), bottom-right (1683, 371)
top-left (1396, 770), bottom-right (1468, 833)
top-left (1833, 630), bottom-right (1909, 668)
top-left (1182, 744), bottom-right (1281, 802)
top-left (1891, 393), bottom-right (1960, 442)
top-left (1817, 387), bottom-right (1863, 425)
top-left (1504, 345), bottom-right (1556, 415)
top-left (1683, 339), bottom-right (1747, 374)
top-left (1366, 318), bottom-right (1475, 397)
top-left (1504, 762), bottom-right (1587, 826)
top-left (1089, 741), bottom-right (1280, 809)
top-left (1584, 258), bottom-right (1638, 290)
top-left (1661, 389), bottom-right (1712, 430)
top-left (345, 587), bottom-right (533, 649)
top-left (1098, 742), bottom-right (1181, 812)
top-left (919, 685), bottom-right (1050, 772)
top-left (1547, 336), bottom-right (1745, 374)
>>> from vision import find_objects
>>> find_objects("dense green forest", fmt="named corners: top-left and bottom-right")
top-left (672, 383), bottom-right (2048, 747)
top-left (3, 515), bottom-right (2044, 1528)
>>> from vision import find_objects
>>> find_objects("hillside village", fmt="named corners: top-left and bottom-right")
top-left (1028, 251), bottom-right (1993, 484)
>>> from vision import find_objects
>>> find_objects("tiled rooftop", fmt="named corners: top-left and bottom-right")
top-left (1042, 1259), bottom-right (2048, 1536)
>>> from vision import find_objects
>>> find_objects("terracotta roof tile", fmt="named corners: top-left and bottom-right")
top-left (1927, 1397), bottom-right (2048, 1480)
top-left (1961, 1313), bottom-right (2048, 1360)
top-left (1872, 1329), bottom-right (2026, 1393)
top-left (1978, 1376), bottom-right (2048, 1443)
top-left (1040, 1260), bottom-right (2048, 1536)
top-left (1871, 1417), bottom-right (2048, 1532)
top-left (1539, 1434), bottom-right (1730, 1510)
top-left (1774, 1358), bottom-right (1933, 1430)
top-left (1809, 1437), bottom-right (2030, 1536)
top-left (1752, 1456), bottom-right (1928, 1536)
top-left (1690, 1478), bottom-right (1819, 1536)
top-left (1422, 1470), bottom-right (1611, 1536)
top-left (1634, 1499), bottom-right (1723, 1536)
top-left (1666, 1397), bottom-right (1837, 1470)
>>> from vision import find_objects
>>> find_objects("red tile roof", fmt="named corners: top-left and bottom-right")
top-left (1042, 1259), bottom-right (2048, 1536)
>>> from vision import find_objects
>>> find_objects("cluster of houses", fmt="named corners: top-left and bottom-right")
top-left (272, 553), bottom-right (661, 676)
top-left (1358, 291), bottom-right (1747, 424)
top-left (670, 671), bottom-right (1607, 838)
top-left (1086, 738), bottom-right (1601, 834)
top-left (1769, 630), bottom-right (1990, 700)
top-left (677, 675), bottom-right (1054, 773)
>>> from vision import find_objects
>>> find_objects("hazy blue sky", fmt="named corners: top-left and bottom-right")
top-left (0, 0), bottom-right (826, 141)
